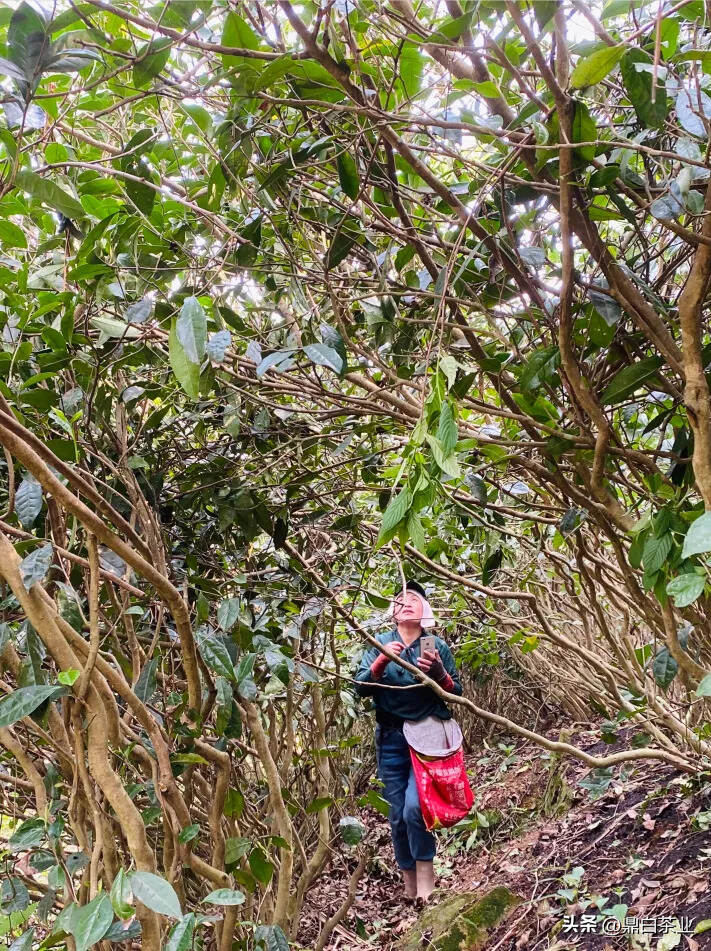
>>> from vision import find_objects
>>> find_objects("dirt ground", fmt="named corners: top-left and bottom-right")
top-left (298, 724), bottom-right (711, 951)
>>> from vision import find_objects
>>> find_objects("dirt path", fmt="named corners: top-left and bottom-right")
top-left (299, 725), bottom-right (711, 950)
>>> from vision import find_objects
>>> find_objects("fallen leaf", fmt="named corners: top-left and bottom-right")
top-left (642, 813), bottom-right (656, 830)
top-left (635, 890), bottom-right (661, 912)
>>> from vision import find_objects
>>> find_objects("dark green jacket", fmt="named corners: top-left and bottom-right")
top-left (353, 629), bottom-right (462, 721)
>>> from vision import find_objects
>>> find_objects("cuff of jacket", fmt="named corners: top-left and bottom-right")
top-left (437, 672), bottom-right (455, 692)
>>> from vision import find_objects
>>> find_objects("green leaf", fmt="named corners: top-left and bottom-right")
top-left (466, 473), bottom-right (487, 505)
top-left (338, 815), bottom-right (366, 845)
top-left (399, 43), bottom-right (424, 99)
top-left (91, 315), bottom-right (142, 340)
top-left (666, 572), bottom-right (705, 608)
top-left (304, 343), bottom-right (343, 375)
top-left (438, 355), bottom-right (458, 389)
top-left (169, 319), bottom-right (201, 399)
top-left (621, 49), bottom-right (667, 129)
top-left (694, 673), bottom-right (711, 697)
top-left (235, 651), bottom-right (256, 692)
top-left (588, 287), bottom-right (621, 326)
top-left (0, 903), bottom-right (36, 938)
top-left (578, 766), bottom-right (613, 800)
top-left (650, 192), bottom-right (684, 220)
top-left (357, 789), bottom-right (390, 817)
top-left (46, 46), bottom-right (99, 75)
top-left (434, 266), bottom-right (447, 302)
top-left (259, 137), bottom-right (332, 193)
top-left (15, 169), bottom-right (85, 220)
top-left (378, 488), bottom-right (411, 541)
top-left (72, 893), bottom-right (113, 951)
top-left (327, 227), bottom-right (358, 269)
top-left (170, 753), bottom-right (209, 766)
top-left (406, 510), bottom-right (425, 551)
top-left (104, 922), bottom-right (141, 942)
top-left (1, 878), bottom-right (31, 917)
top-left (653, 646), bottom-right (678, 690)
top-left (133, 37), bottom-right (172, 88)
top-left (600, 357), bottom-right (663, 404)
top-left (437, 402), bottom-right (458, 456)
top-left (215, 675), bottom-right (233, 736)
top-left (305, 796), bottom-right (334, 814)
top-left (337, 151), bottom-right (359, 199)
top-left (642, 533), bottom-right (673, 573)
top-left (429, 11), bottom-right (473, 41)
top-left (8, 928), bottom-right (34, 951)
top-left (471, 80), bottom-right (501, 98)
top-left (559, 508), bottom-right (584, 535)
top-left (133, 658), bottom-right (158, 703)
top-left (195, 626), bottom-right (236, 682)
top-left (532, 0), bottom-right (556, 27)
top-left (237, 214), bottom-right (262, 266)
top-left (15, 476), bottom-right (42, 528)
top-left (682, 511), bottom-right (711, 559)
top-left (7, 2), bottom-right (49, 86)
top-left (224, 836), bottom-right (251, 865)
top-left (125, 297), bottom-right (153, 324)
top-left (178, 824), bottom-right (199, 843)
top-left (164, 914), bottom-right (195, 951)
top-left (177, 296), bottom-right (207, 365)
top-left (0, 55), bottom-right (29, 85)
top-left (0, 218), bottom-right (27, 249)
top-left (58, 668), bottom-right (80, 686)
top-left (482, 548), bottom-right (503, 586)
top-left (203, 889), bottom-right (246, 906)
top-left (54, 900), bottom-right (79, 936)
top-left (19, 542), bottom-right (53, 589)
top-left (127, 871), bottom-right (182, 919)
top-left (254, 924), bottom-right (290, 951)
top-left (217, 597), bottom-right (240, 630)
top-left (248, 848), bottom-right (273, 884)
top-left (427, 435), bottom-right (461, 477)
top-left (222, 11), bottom-right (260, 58)
top-left (519, 346), bottom-right (560, 391)
top-left (9, 818), bottom-right (45, 850)
top-left (571, 44), bottom-right (625, 88)
top-left (180, 102), bottom-right (211, 133)
top-left (256, 350), bottom-right (296, 379)
top-left (109, 869), bottom-right (133, 921)
top-left (572, 101), bottom-right (597, 161)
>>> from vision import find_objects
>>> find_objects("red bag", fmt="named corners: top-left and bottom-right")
top-left (409, 747), bottom-right (474, 830)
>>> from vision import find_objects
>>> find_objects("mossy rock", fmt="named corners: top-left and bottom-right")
top-left (397, 886), bottom-right (521, 951)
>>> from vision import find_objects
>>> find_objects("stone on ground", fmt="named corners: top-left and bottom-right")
top-left (397, 886), bottom-right (520, 951)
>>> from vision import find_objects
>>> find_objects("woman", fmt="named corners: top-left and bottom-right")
top-left (354, 580), bottom-right (462, 900)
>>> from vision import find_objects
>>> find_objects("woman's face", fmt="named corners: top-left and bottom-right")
top-left (392, 590), bottom-right (424, 624)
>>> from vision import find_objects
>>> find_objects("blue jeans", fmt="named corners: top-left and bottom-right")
top-left (376, 725), bottom-right (436, 870)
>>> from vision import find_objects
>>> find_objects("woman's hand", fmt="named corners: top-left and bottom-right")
top-left (417, 649), bottom-right (446, 681)
top-left (382, 641), bottom-right (405, 660)
top-left (370, 641), bottom-right (404, 679)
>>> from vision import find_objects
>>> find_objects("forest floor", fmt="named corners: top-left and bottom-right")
top-left (298, 723), bottom-right (711, 951)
